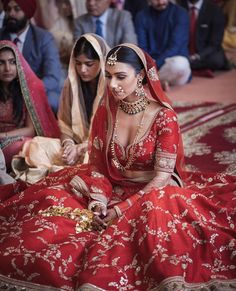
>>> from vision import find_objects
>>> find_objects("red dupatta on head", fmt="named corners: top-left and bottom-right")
top-left (0, 40), bottom-right (60, 138)
top-left (89, 43), bottom-right (185, 185)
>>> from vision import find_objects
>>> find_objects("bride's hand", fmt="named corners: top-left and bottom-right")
top-left (102, 208), bottom-right (117, 224)
top-left (91, 205), bottom-right (107, 231)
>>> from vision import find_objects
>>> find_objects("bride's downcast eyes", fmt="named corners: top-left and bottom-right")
top-left (105, 72), bottom-right (127, 80)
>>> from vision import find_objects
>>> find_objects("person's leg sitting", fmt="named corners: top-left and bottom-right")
top-left (159, 56), bottom-right (191, 90)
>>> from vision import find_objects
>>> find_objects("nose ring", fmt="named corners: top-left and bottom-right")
top-left (118, 86), bottom-right (124, 93)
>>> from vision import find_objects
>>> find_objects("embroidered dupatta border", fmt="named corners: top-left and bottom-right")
top-left (14, 47), bottom-right (44, 136)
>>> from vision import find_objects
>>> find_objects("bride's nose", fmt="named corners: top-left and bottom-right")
top-left (109, 77), bottom-right (118, 89)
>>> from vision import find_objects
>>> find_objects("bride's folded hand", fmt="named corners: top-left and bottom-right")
top-left (91, 205), bottom-right (107, 231)
top-left (102, 208), bottom-right (118, 225)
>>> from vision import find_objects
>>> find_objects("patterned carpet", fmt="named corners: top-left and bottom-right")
top-left (173, 101), bottom-right (236, 175)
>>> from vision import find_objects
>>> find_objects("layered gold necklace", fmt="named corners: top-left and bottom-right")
top-left (110, 102), bottom-right (149, 172)
top-left (119, 96), bottom-right (150, 115)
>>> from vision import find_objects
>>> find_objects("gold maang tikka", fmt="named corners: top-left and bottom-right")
top-left (107, 47), bottom-right (121, 66)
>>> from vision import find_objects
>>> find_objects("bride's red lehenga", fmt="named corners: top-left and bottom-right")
top-left (0, 45), bottom-right (235, 290)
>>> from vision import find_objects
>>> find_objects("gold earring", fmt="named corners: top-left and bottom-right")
top-left (135, 75), bottom-right (146, 98)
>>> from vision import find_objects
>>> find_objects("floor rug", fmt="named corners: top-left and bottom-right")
top-left (173, 101), bottom-right (236, 175)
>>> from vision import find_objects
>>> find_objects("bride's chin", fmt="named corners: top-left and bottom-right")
top-left (112, 92), bottom-right (127, 101)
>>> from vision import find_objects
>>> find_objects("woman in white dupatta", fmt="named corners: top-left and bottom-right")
top-left (12, 33), bottom-right (109, 183)
top-left (58, 33), bottom-right (109, 165)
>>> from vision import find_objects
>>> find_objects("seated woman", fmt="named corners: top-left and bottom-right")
top-left (0, 40), bottom-right (59, 170)
top-left (13, 34), bottom-right (109, 183)
top-left (0, 44), bottom-right (235, 290)
top-left (58, 33), bottom-right (109, 165)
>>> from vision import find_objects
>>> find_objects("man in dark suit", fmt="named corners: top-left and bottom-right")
top-left (135, 0), bottom-right (191, 91)
top-left (179, 0), bottom-right (228, 71)
top-left (0, 0), bottom-right (61, 112)
top-left (74, 0), bottom-right (137, 48)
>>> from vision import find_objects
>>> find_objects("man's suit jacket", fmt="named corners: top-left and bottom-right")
top-left (74, 8), bottom-right (137, 48)
top-left (135, 3), bottom-right (189, 68)
top-left (179, 0), bottom-right (225, 59)
top-left (0, 24), bottom-right (61, 112)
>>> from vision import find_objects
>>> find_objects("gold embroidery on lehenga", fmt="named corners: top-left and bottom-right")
top-left (91, 171), bottom-right (104, 178)
top-left (38, 206), bottom-right (93, 233)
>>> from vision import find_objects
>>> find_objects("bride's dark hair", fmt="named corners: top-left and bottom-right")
top-left (106, 46), bottom-right (144, 74)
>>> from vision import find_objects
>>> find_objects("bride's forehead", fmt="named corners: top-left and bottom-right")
top-left (105, 62), bottom-right (135, 74)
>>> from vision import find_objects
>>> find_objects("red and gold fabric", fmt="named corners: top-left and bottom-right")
top-left (0, 44), bottom-right (235, 290)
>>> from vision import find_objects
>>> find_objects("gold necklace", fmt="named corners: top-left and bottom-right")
top-left (119, 96), bottom-right (150, 115)
top-left (110, 105), bottom-right (148, 172)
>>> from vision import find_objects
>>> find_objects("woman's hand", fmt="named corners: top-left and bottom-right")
top-left (77, 142), bottom-right (88, 160)
top-left (91, 208), bottom-right (118, 231)
top-left (102, 208), bottom-right (118, 225)
top-left (62, 141), bottom-right (88, 165)
top-left (62, 143), bottom-right (78, 165)
top-left (91, 204), bottom-right (107, 231)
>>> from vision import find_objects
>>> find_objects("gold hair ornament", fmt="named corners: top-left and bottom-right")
top-left (107, 47), bottom-right (121, 66)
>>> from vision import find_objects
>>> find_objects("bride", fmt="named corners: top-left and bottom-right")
top-left (0, 44), bottom-right (235, 291)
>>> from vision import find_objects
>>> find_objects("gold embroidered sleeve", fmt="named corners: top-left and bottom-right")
top-left (154, 151), bottom-right (177, 173)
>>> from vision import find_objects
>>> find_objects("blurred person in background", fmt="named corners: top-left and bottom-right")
top-left (0, 0), bottom-right (61, 112)
top-left (74, 0), bottom-right (137, 48)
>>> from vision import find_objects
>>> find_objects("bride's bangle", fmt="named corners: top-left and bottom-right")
top-left (88, 200), bottom-right (106, 212)
top-left (61, 138), bottom-right (74, 147)
top-left (114, 205), bottom-right (123, 217)
top-left (137, 190), bottom-right (145, 196)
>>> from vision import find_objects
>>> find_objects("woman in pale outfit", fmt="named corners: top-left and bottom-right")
top-left (34, 0), bottom-right (87, 87)
top-left (13, 33), bottom-right (109, 183)
top-left (58, 33), bottom-right (109, 165)
top-left (34, 0), bottom-right (86, 30)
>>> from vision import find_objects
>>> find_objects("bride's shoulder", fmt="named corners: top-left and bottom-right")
top-left (148, 101), bottom-right (166, 114)
top-left (148, 101), bottom-right (177, 120)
